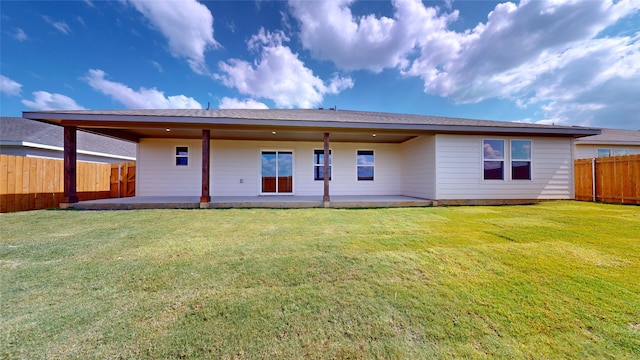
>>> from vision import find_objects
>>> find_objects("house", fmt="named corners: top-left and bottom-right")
top-left (574, 128), bottom-right (640, 159)
top-left (22, 109), bottom-right (599, 208)
top-left (0, 116), bottom-right (136, 163)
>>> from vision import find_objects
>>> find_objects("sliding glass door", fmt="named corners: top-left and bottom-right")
top-left (261, 151), bottom-right (293, 194)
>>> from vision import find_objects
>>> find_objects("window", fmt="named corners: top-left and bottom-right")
top-left (483, 140), bottom-right (504, 180)
top-left (597, 148), bottom-right (611, 158)
top-left (357, 150), bottom-right (374, 181)
top-left (511, 140), bottom-right (531, 180)
top-left (313, 149), bottom-right (332, 180)
top-left (614, 149), bottom-right (629, 156)
top-left (175, 146), bottom-right (189, 166)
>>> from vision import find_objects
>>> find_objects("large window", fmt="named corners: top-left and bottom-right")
top-left (483, 140), bottom-right (504, 180)
top-left (614, 149), bottom-right (629, 156)
top-left (357, 150), bottom-right (374, 181)
top-left (511, 140), bottom-right (531, 180)
top-left (175, 146), bottom-right (189, 166)
top-left (313, 149), bottom-right (332, 180)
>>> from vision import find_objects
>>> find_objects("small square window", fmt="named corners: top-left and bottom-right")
top-left (176, 146), bottom-right (189, 166)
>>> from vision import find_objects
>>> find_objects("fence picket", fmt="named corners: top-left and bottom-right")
top-left (0, 155), bottom-right (135, 212)
top-left (575, 154), bottom-right (640, 204)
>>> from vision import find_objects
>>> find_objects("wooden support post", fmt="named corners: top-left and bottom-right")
top-left (200, 129), bottom-right (211, 204)
top-left (323, 132), bottom-right (330, 204)
top-left (62, 125), bottom-right (78, 205)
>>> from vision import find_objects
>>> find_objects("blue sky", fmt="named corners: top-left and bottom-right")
top-left (1, 0), bottom-right (639, 129)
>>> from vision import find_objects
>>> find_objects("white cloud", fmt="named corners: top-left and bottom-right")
top-left (216, 28), bottom-right (353, 108)
top-left (219, 97), bottom-right (269, 109)
top-left (126, 0), bottom-right (218, 75)
top-left (151, 60), bottom-right (163, 73)
top-left (22, 91), bottom-right (86, 110)
top-left (288, 0), bottom-right (457, 72)
top-left (84, 69), bottom-right (202, 109)
top-left (42, 16), bottom-right (71, 35)
top-left (289, 0), bottom-right (639, 128)
top-left (406, 0), bottom-right (639, 102)
top-left (0, 75), bottom-right (23, 96)
top-left (13, 28), bottom-right (28, 41)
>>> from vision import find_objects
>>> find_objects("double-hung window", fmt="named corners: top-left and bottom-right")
top-left (357, 150), bottom-right (374, 181)
top-left (313, 149), bottom-right (331, 180)
top-left (175, 146), bottom-right (189, 166)
top-left (511, 140), bottom-right (531, 180)
top-left (483, 140), bottom-right (504, 180)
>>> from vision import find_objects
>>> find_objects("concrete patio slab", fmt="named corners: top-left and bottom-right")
top-left (66, 195), bottom-right (432, 210)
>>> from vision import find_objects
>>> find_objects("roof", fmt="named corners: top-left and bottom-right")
top-left (574, 128), bottom-right (640, 146)
top-left (1, 116), bottom-right (136, 158)
top-left (23, 109), bottom-right (600, 143)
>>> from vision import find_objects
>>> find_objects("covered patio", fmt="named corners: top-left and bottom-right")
top-left (65, 195), bottom-right (433, 210)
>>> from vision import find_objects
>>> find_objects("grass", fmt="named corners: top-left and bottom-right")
top-left (1, 201), bottom-right (639, 359)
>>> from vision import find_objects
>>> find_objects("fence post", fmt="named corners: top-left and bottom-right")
top-left (591, 158), bottom-right (596, 202)
top-left (118, 165), bottom-right (122, 198)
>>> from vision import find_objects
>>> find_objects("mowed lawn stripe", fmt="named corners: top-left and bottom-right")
top-left (1, 201), bottom-right (639, 359)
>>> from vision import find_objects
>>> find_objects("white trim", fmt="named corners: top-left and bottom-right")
top-left (0, 140), bottom-right (136, 161)
top-left (356, 149), bottom-right (375, 181)
top-left (174, 145), bottom-right (190, 167)
top-left (510, 139), bottom-right (533, 181)
top-left (482, 138), bottom-right (506, 181)
top-left (313, 148), bottom-right (332, 181)
top-left (259, 149), bottom-right (295, 195)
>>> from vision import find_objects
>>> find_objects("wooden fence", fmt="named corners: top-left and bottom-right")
top-left (0, 155), bottom-right (135, 213)
top-left (575, 154), bottom-right (640, 204)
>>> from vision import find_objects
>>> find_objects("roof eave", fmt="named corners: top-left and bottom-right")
top-left (23, 111), bottom-right (600, 137)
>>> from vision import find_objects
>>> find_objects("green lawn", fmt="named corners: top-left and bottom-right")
top-left (1, 201), bottom-right (639, 359)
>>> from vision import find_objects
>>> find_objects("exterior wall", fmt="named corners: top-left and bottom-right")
top-left (139, 139), bottom-right (404, 197)
top-left (400, 135), bottom-right (435, 199)
top-left (137, 139), bottom-right (202, 196)
top-left (574, 144), bottom-right (640, 159)
top-left (434, 135), bottom-right (574, 200)
top-left (0, 145), bottom-right (133, 164)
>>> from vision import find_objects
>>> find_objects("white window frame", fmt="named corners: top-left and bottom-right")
top-left (175, 146), bottom-right (189, 167)
top-left (597, 148), bottom-right (612, 158)
top-left (511, 139), bottom-right (532, 181)
top-left (482, 139), bottom-right (505, 181)
top-left (258, 149), bottom-right (295, 195)
top-left (313, 149), bottom-right (332, 181)
top-left (356, 150), bottom-right (375, 181)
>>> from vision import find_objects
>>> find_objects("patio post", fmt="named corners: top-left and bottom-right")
top-left (61, 125), bottom-right (78, 206)
top-left (200, 129), bottom-right (211, 205)
top-left (323, 132), bottom-right (330, 204)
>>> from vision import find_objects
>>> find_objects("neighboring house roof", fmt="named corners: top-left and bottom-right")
top-left (574, 128), bottom-right (640, 146)
top-left (0, 116), bottom-right (136, 159)
top-left (23, 109), bottom-right (600, 143)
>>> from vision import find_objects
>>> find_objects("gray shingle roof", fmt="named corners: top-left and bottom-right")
top-left (23, 108), bottom-right (600, 137)
top-left (574, 128), bottom-right (640, 145)
top-left (1, 117), bottom-right (136, 158)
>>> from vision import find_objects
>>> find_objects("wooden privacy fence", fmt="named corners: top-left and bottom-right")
top-left (575, 154), bottom-right (640, 204)
top-left (0, 155), bottom-right (135, 213)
